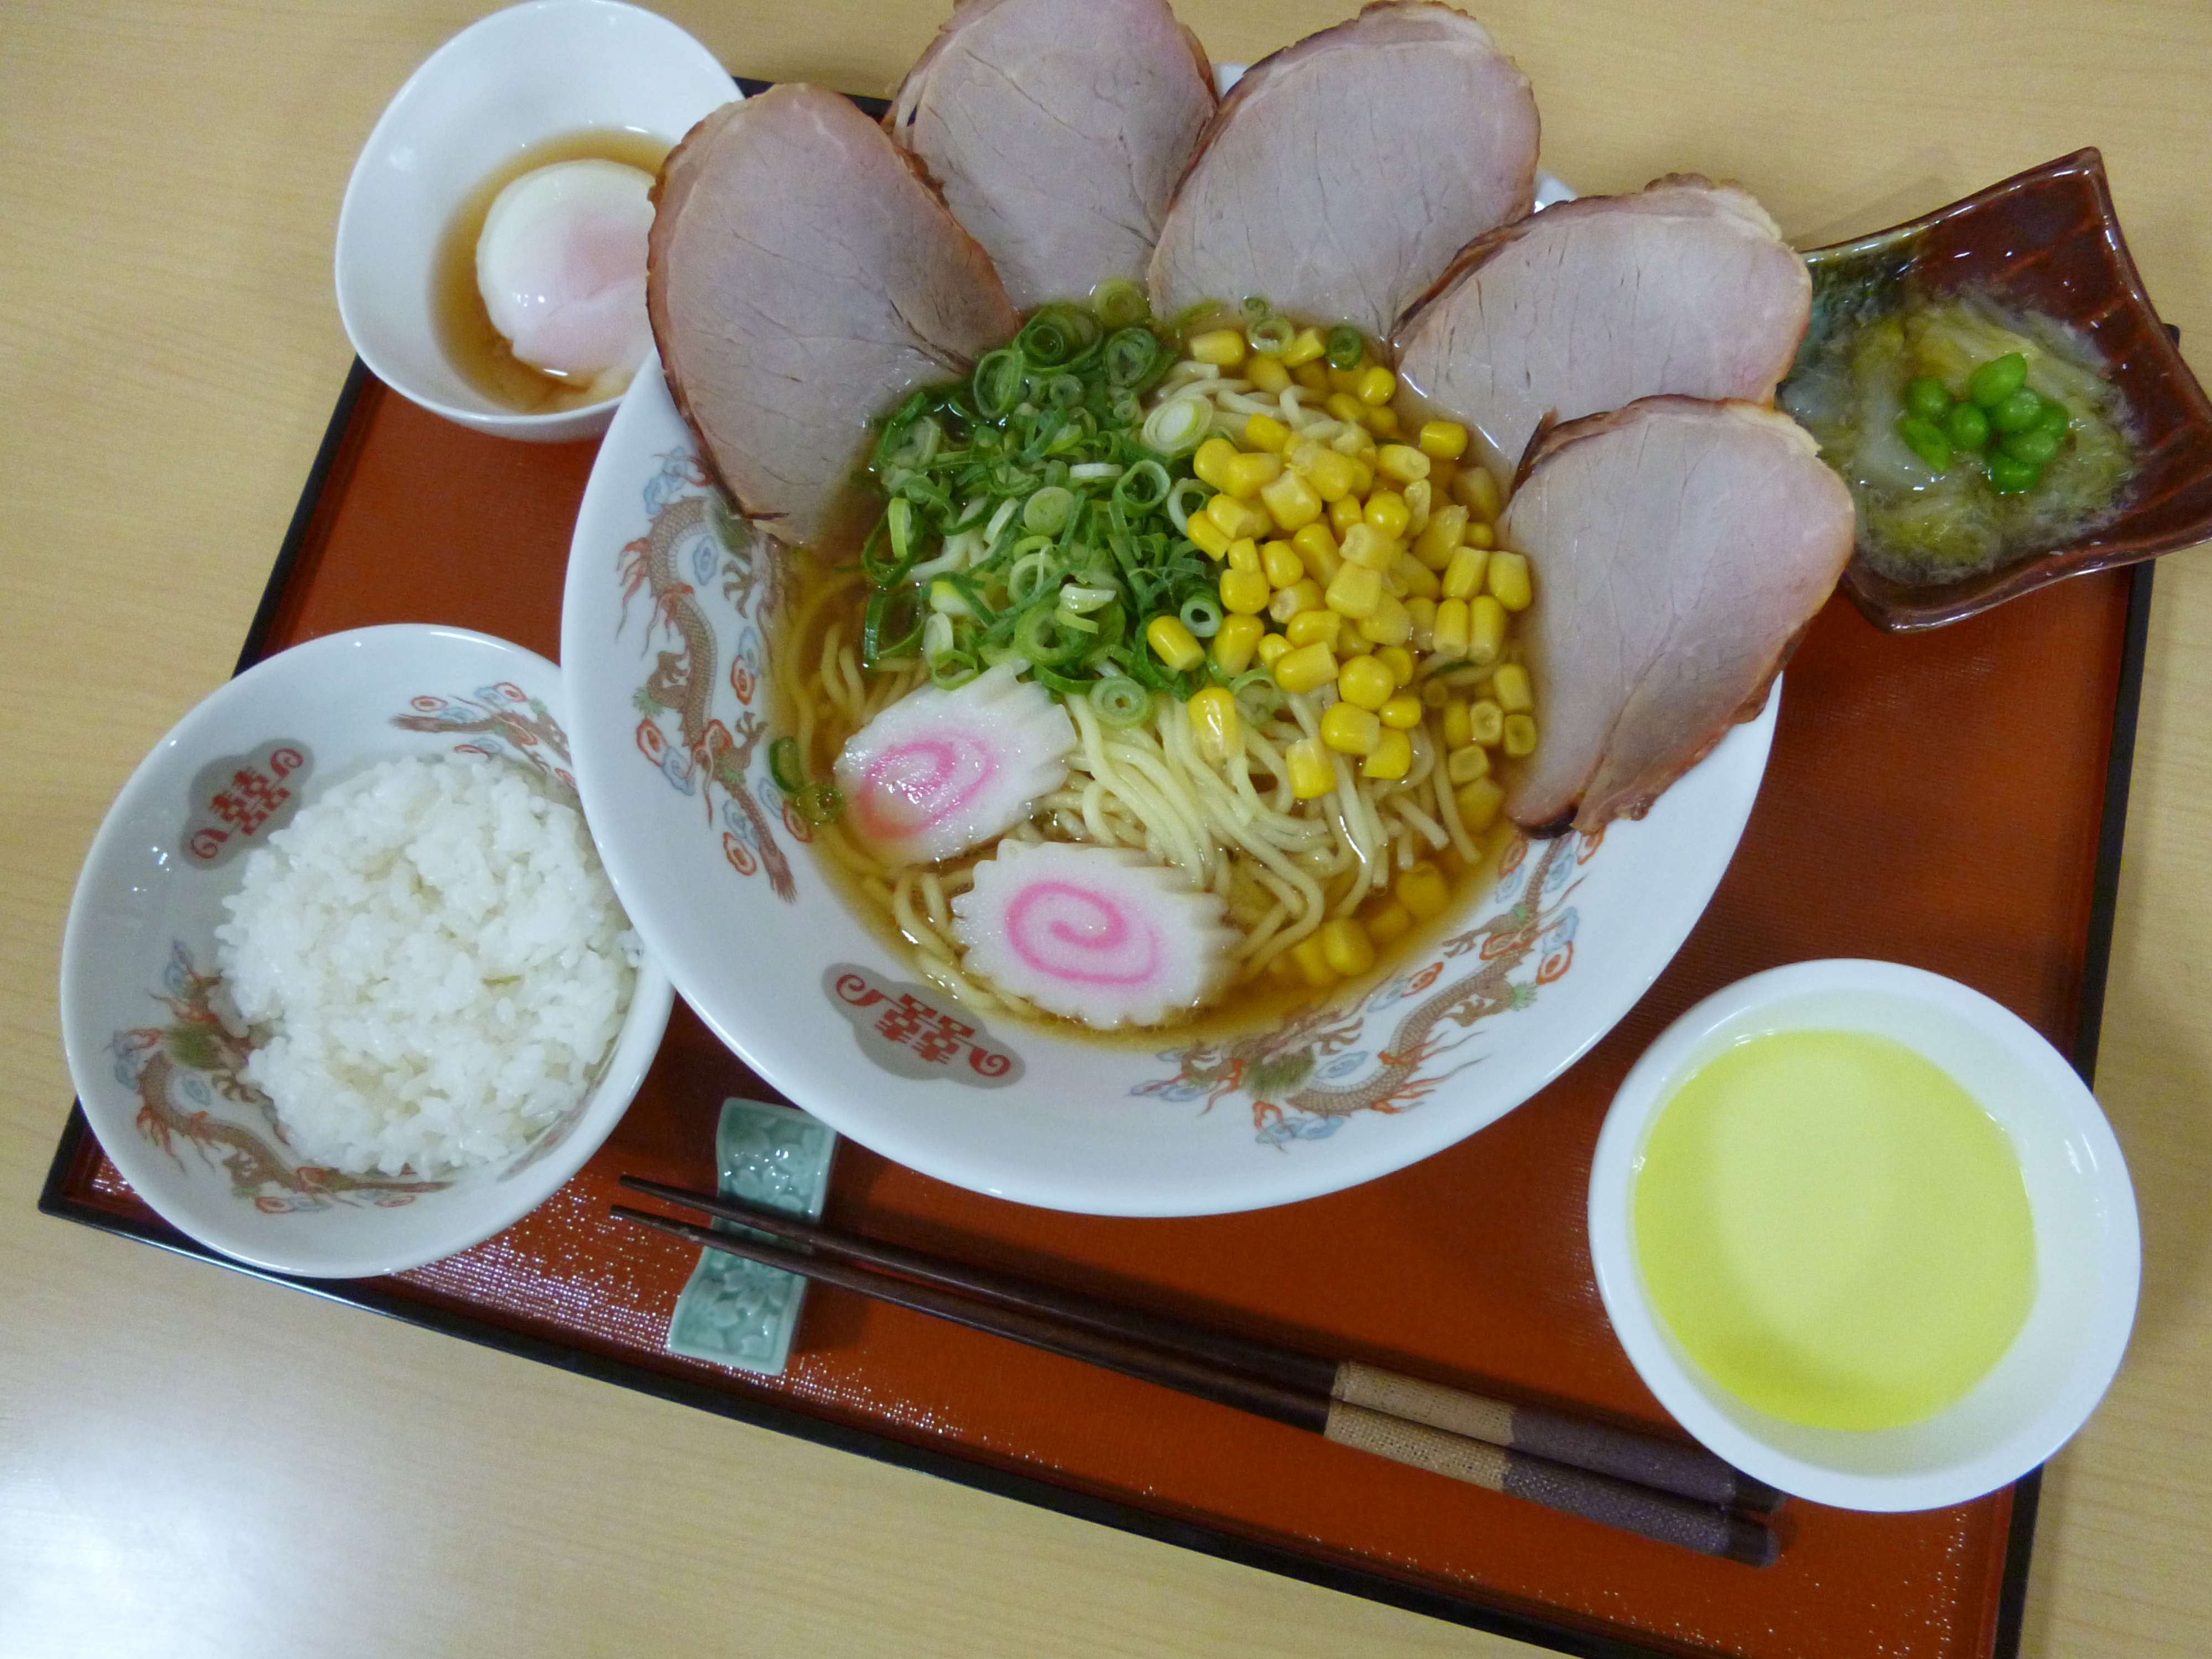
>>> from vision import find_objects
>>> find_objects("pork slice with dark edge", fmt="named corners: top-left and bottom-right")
top-left (647, 85), bottom-right (1021, 549)
top-left (1500, 397), bottom-right (1856, 834)
top-left (1394, 177), bottom-right (1812, 477)
top-left (887, 0), bottom-right (1217, 311)
top-left (1148, 1), bottom-right (1538, 339)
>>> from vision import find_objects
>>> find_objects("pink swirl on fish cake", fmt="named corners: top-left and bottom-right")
top-left (854, 734), bottom-right (997, 843)
top-left (1004, 880), bottom-right (1162, 987)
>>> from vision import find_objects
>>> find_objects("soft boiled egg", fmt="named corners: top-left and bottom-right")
top-left (475, 158), bottom-right (656, 388)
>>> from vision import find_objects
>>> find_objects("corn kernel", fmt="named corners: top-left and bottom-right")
top-left (1223, 448), bottom-right (1284, 499)
top-left (1219, 567), bottom-right (1271, 615)
top-left (1320, 700), bottom-right (1381, 756)
top-left (1379, 693), bottom-right (1423, 730)
top-left (1280, 327), bottom-right (1327, 368)
top-left (1398, 862), bottom-right (1451, 920)
top-left (1346, 458), bottom-right (1376, 495)
top-left (1338, 655), bottom-right (1395, 710)
top-left (1189, 327), bottom-right (1246, 368)
top-left (1325, 562), bottom-right (1383, 620)
top-left (1187, 510), bottom-right (1232, 559)
top-left (1288, 442), bottom-right (1359, 503)
top-left (1194, 437), bottom-right (1240, 489)
top-left (1274, 640), bottom-right (1339, 694)
top-left (1453, 465), bottom-right (1503, 521)
top-left (1462, 517), bottom-right (1496, 550)
top-left (1468, 596), bottom-right (1508, 666)
top-left (1147, 613), bottom-right (1204, 672)
top-left (1187, 686), bottom-right (1240, 763)
top-left (1447, 744), bottom-right (1491, 786)
top-left (1327, 363), bottom-right (1365, 395)
top-left (1256, 632), bottom-right (1291, 669)
top-left (1455, 777), bottom-right (1504, 832)
top-left (1362, 727), bottom-right (1413, 780)
top-left (1284, 608), bottom-right (1341, 650)
top-left (1354, 364), bottom-right (1397, 406)
top-left (1336, 630), bottom-right (1373, 656)
top-left (1339, 521), bottom-right (1398, 571)
top-left (1320, 916), bottom-right (1378, 976)
top-left (1416, 507), bottom-right (1469, 571)
top-left (1468, 699), bottom-right (1505, 746)
top-left (1225, 536), bottom-right (1261, 574)
top-left (1434, 598), bottom-right (1473, 660)
top-left (1211, 614), bottom-right (1264, 676)
top-left (1486, 549), bottom-right (1532, 612)
top-left (1244, 414), bottom-right (1292, 455)
top-left (1442, 545), bottom-right (1489, 601)
top-left (1245, 353), bottom-right (1291, 395)
top-left (1286, 737), bottom-right (1336, 800)
top-left (1328, 495), bottom-right (1366, 535)
top-left (1324, 392), bottom-right (1368, 426)
top-left (1290, 932), bottom-right (1337, 986)
top-left (1376, 443), bottom-right (1431, 484)
top-left (1291, 521), bottom-right (1342, 584)
top-left (1293, 361), bottom-right (1331, 394)
top-left (1259, 540), bottom-right (1303, 588)
top-left (1442, 698), bottom-right (1472, 748)
top-left (1268, 578), bottom-right (1323, 625)
top-left (1209, 493), bottom-right (1272, 542)
top-left (1491, 662), bottom-right (1533, 714)
top-left (1363, 404), bottom-right (1400, 438)
top-left (1378, 645), bottom-right (1415, 687)
top-left (1365, 900), bottom-right (1413, 948)
top-left (1357, 594), bottom-right (1412, 647)
top-left (1418, 420), bottom-right (1470, 462)
top-left (1259, 468), bottom-right (1323, 533)
top-left (1364, 491), bottom-right (1411, 541)
top-left (1503, 713), bottom-right (1538, 758)
top-left (1421, 679), bottom-right (1452, 709)
top-left (1393, 554), bottom-right (1441, 601)
top-left (1403, 479), bottom-right (1432, 536)
top-left (1427, 460), bottom-right (1458, 504)
top-left (1406, 596), bottom-right (1438, 652)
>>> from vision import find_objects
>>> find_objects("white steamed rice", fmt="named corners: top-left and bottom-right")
top-left (215, 752), bottom-right (638, 1177)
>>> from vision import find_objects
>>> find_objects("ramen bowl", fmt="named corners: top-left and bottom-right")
top-left (334, 0), bottom-right (734, 442)
top-left (1588, 959), bottom-right (2139, 1511)
top-left (59, 624), bottom-right (674, 1277)
top-left (558, 354), bottom-right (1776, 1216)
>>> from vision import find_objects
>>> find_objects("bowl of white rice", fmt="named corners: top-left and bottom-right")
top-left (59, 623), bottom-right (673, 1277)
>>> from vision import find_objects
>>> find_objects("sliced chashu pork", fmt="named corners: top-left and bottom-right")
top-left (1501, 398), bottom-right (1855, 833)
top-left (887, 0), bottom-right (1216, 310)
top-left (1394, 178), bottom-right (1812, 476)
top-left (647, 86), bottom-right (1020, 548)
top-left (1148, 2), bottom-right (1537, 338)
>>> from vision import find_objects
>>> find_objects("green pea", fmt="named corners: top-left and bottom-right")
top-left (1896, 414), bottom-right (1954, 472)
top-left (1942, 401), bottom-right (1990, 451)
top-left (1969, 352), bottom-right (2030, 408)
top-left (2036, 398), bottom-right (2072, 436)
top-left (1905, 375), bottom-right (1953, 422)
top-left (1990, 387), bottom-right (2046, 434)
top-left (2001, 426), bottom-right (2062, 467)
top-left (1988, 452), bottom-right (2042, 494)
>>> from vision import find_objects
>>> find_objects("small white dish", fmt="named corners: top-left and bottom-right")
top-left (59, 624), bottom-right (673, 1278)
top-left (1589, 959), bottom-right (2140, 1511)
top-left (556, 352), bottom-right (1777, 1217)
top-left (334, 0), bottom-right (734, 442)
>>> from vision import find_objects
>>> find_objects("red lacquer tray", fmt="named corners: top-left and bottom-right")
top-left (44, 353), bottom-right (2152, 1658)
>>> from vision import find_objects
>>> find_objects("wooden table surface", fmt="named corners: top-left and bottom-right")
top-left (6, 3), bottom-right (2210, 1654)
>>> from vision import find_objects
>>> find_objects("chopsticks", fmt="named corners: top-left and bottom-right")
top-left (614, 1178), bottom-right (1782, 1566)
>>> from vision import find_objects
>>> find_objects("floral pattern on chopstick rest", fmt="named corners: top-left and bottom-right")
top-left (665, 1097), bottom-right (837, 1375)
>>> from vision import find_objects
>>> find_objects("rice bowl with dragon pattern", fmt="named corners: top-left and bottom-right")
top-left (558, 353), bottom-right (1778, 1216)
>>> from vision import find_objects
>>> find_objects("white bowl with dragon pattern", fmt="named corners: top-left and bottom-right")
top-left (59, 624), bottom-right (674, 1277)
top-left (557, 353), bottom-right (1776, 1217)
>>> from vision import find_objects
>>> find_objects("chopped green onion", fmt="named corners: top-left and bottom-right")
top-left (1166, 475), bottom-right (1211, 534)
top-left (1324, 324), bottom-right (1364, 371)
top-left (1248, 316), bottom-right (1296, 355)
top-left (1093, 276), bottom-right (1150, 330)
top-left (1142, 393), bottom-right (1212, 457)
top-left (1102, 326), bottom-right (1166, 390)
top-left (1023, 486), bottom-right (1075, 535)
top-left (1014, 603), bottom-right (1092, 667)
top-left (930, 649), bottom-right (980, 689)
top-left (792, 781), bottom-right (845, 825)
top-left (1059, 583), bottom-right (1118, 613)
top-left (1114, 459), bottom-right (1171, 512)
top-left (973, 349), bottom-right (1025, 418)
top-left (768, 736), bottom-right (805, 795)
top-left (1178, 594), bottom-right (1224, 638)
top-left (1089, 676), bottom-right (1151, 727)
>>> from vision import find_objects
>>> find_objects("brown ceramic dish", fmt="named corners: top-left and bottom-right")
top-left (1799, 148), bottom-right (2212, 632)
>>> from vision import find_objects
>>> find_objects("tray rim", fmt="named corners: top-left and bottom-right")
top-left (40, 105), bottom-right (2161, 1648)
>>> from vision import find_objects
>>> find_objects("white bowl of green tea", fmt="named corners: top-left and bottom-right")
top-left (1588, 959), bottom-right (2138, 1512)
top-left (334, 0), bottom-right (735, 441)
